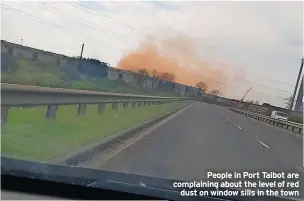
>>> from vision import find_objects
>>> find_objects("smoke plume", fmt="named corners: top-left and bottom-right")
top-left (117, 36), bottom-right (236, 93)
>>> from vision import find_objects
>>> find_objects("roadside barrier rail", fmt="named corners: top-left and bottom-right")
top-left (1, 83), bottom-right (192, 124)
top-left (229, 107), bottom-right (302, 134)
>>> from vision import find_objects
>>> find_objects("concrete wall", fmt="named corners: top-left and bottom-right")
top-left (66, 58), bottom-right (78, 67)
top-left (108, 68), bottom-right (144, 85)
top-left (174, 83), bottom-right (186, 95)
top-left (2, 40), bottom-right (65, 66)
top-left (122, 73), bottom-right (134, 83)
top-left (108, 67), bottom-right (178, 90)
top-left (1, 42), bottom-right (9, 53)
top-left (37, 53), bottom-right (56, 64)
top-left (120, 70), bottom-right (136, 83)
top-left (60, 58), bottom-right (68, 67)
top-left (1, 41), bottom-right (82, 78)
top-left (187, 86), bottom-right (200, 96)
top-left (143, 78), bottom-right (153, 89)
top-left (107, 67), bottom-right (120, 80)
top-left (110, 67), bottom-right (154, 89)
top-left (1, 40), bottom-right (201, 96)
top-left (12, 47), bottom-right (34, 59)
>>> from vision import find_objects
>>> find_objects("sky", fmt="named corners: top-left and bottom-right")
top-left (1, 1), bottom-right (303, 107)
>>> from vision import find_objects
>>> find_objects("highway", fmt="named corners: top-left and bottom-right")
top-left (100, 102), bottom-right (303, 184)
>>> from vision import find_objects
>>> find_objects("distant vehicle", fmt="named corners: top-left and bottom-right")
top-left (270, 110), bottom-right (288, 121)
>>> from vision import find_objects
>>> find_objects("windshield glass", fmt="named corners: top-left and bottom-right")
top-left (1, 1), bottom-right (303, 200)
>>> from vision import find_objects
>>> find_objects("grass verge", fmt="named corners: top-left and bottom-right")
top-left (2, 101), bottom-right (190, 162)
top-left (288, 115), bottom-right (303, 124)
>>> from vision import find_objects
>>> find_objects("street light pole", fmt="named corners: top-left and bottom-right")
top-left (290, 58), bottom-right (304, 110)
top-left (80, 43), bottom-right (84, 59)
top-left (236, 87), bottom-right (252, 107)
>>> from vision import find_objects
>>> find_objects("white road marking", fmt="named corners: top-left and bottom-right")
top-left (87, 181), bottom-right (97, 187)
top-left (140, 182), bottom-right (147, 187)
top-left (259, 142), bottom-right (270, 148)
top-left (92, 103), bottom-right (193, 166)
top-left (237, 126), bottom-right (242, 130)
top-left (238, 112), bottom-right (303, 140)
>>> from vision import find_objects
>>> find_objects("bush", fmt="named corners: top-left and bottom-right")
top-left (1, 53), bottom-right (19, 73)
top-left (1, 56), bottom-right (182, 97)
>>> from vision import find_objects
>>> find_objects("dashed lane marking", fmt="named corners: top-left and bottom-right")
top-left (259, 141), bottom-right (270, 148)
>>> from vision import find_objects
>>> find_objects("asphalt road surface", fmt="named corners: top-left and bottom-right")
top-left (100, 102), bottom-right (303, 186)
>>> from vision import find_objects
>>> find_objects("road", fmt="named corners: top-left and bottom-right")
top-left (100, 102), bottom-right (303, 184)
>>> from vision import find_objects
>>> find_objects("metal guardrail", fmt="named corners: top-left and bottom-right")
top-left (1, 83), bottom-right (193, 124)
top-left (230, 107), bottom-right (303, 134)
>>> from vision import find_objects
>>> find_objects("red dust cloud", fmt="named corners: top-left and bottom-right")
top-left (117, 36), bottom-right (238, 93)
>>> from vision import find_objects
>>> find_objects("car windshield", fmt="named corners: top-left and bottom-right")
top-left (1, 1), bottom-right (303, 201)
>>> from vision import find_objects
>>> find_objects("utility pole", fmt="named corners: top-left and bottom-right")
top-left (236, 87), bottom-right (252, 107)
top-left (294, 77), bottom-right (303, 111)
top-left (290, 58), bottom-right (304, 110)
top-left (80, 43), bottom-right (84, 59)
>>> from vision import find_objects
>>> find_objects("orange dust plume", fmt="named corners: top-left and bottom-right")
top-left (117, 36), bottom-right (237, 93)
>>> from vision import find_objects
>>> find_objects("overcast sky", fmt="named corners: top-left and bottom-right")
top-left (1, 1), bottom-right (303, 107)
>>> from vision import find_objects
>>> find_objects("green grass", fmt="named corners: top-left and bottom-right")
top-left (1, 56), bottom-right (182, 97)
top-left (2, 101), bottom-right (190, 162)
top-left (288, 115), bottom-right (303, 124)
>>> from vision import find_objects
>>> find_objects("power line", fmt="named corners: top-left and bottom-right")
top-left (1, 4), bottom-right (291, 101)
top-left (26, 1), bottom-right (126, 41)
top-left (1, 4), bottom-right (125, 55)
top-left (24, 1), bottom-right (126, 45)
top-left (70, 0), bottom-right (296, 86)
top-left (172, 70), bottom-right (291, 100)
top-left (26, 1), bottom-right (294, 94)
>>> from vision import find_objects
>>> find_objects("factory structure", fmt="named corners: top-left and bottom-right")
top-left (1, 40), bottom-right (201, 97)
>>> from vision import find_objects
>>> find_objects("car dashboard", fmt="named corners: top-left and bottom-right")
top-left (1, 157), bottom-right (300, 201)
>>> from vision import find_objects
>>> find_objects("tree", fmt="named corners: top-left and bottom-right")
top-left (137, 68), bottom-right (150, 77)
top-left (196, 81), bottom-right (208, 93)
top-left (159, 72), bottom-right (175, 82)
top-left (134, 68), bottom-right (150, 86)
top-left (284, 95), bottom-right (293, 109)
top-left (262, 103), bottom-right (271, 107)
top-left (152, 69), bottom-right (158, 77)
top-left (151, 69), bottom-right (159, 88)
top-left (168, 73), bottom-right (175, 82)
top-left (209, 89), bottom-right (220, 96)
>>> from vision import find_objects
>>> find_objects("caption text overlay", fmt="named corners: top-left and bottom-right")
top-left (172, 171), bottom-right (300, 197)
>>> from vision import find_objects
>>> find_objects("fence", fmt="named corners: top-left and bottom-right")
top-left (1, 40), bottom-right (201, 97)
top-left (230, 107), bottom-right (303, 134)
top-left (1, 83), bottom-right (193, 124)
